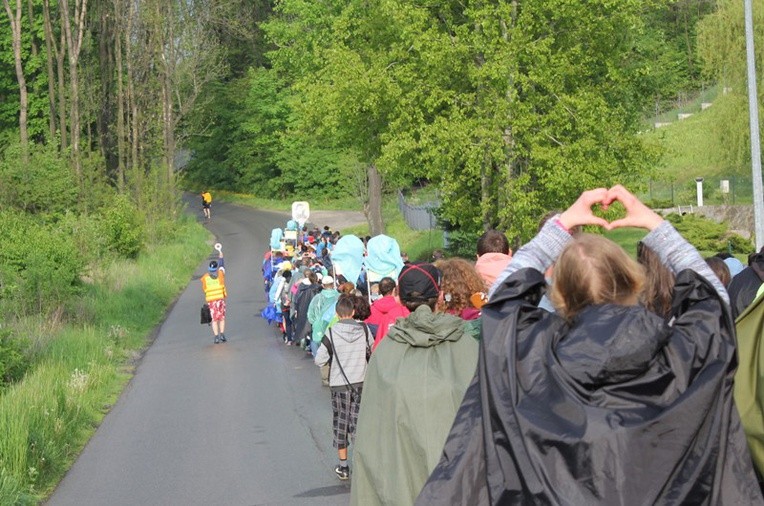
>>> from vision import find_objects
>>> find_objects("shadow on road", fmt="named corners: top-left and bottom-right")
top-left (293, 484), bottom-right (350, 498)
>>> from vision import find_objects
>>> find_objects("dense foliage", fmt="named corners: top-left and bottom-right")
top-left (666, 212), bottom-right (754, 253)
top-left (180, 0), bottom-right (725, 243)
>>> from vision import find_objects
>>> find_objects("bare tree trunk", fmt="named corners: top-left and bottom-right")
top-left (96, 1), bottom-right (118, 178)
top-left (3, 0), bottom-right (29, 154)
top-left (157, 1), bottom-right (176, 183)
top-left (56, 15), bottom-right (68, 150)
top-left (114, 0), bottom-right (126, 189)
top-left (125, 2), bottom-right (138, 172)
top-left (60, 0), bottom-right (88, 181)
top-left (367, 164), bottom-right (385, 235)
top-left (481, 154), bottom-right (494, 230)
top-left (26, 0), bottom-right (38, 57)
top-left (42, 0), bottom-right (58, 141)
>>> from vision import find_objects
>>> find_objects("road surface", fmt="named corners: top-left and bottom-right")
top-left (47, 198), bottom-right (353, 506)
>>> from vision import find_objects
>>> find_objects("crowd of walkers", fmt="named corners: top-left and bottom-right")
top-left (256, 186), bottom-right (764, 505)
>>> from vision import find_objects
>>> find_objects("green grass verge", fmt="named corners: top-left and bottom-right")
top-left (0, 216), bottom-right (210, 504)
top-left (210, 190), bottom-right (362, 211)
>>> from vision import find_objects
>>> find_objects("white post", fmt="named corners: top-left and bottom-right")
top-left (695, 177), bottom-right (704, 207)
top-left (745, 0), bottom-right (764, 250)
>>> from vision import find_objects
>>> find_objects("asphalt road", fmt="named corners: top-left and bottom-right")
top-left (47, 198), bottom-right (350, 506)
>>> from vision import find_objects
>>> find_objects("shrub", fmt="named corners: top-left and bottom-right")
top-left (0, 143), bottom-right (78, 215)
top-left (0, 331), bottom-right (30, 390)
top-left (54, 212), bottom-right (108, 264)
top-left (664, 213), bottom-right (754, 254)
top-left (99, 194), bottom-right (144, 259)
top-left (444, 229), bottom-right (480, 259)
top-left (0, 211), bottom-right (84, 314)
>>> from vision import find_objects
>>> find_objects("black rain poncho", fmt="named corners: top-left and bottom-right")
top-left (417, 267), bottom-right (763, 505)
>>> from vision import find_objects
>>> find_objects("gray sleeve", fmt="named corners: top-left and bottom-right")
top-left (314, 341), bottom-right (330, 367)
top-left (640, 220), bottom-right (729, 305)
top-left (488, 216), bottom-right (572, 298)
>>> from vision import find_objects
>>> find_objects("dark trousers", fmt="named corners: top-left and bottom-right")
top-left (283, 311), bottom-right (294, 341)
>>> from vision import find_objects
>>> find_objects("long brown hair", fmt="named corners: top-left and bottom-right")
top-left (637, 242), bottom-right (675, 318)
top-left (551, 234), bottom-right (645, 320)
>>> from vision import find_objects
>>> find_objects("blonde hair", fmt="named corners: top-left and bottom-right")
top-left (550, 234), bottom-right (645, 319)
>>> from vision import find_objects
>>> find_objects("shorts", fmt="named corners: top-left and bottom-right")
top-left (202, 202), bottom-right (211, 209)
top-left (331, 385), bottom-right (362, 449)
top-left (209, 299), bottom-right (226, 321)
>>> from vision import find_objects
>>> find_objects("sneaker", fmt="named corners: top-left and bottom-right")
top-left (219, 333), bottom-right (227, 342)
top-left (214, 336), bottom-right (220, 344)
top-left (334, 466), bottom-right (350, 481)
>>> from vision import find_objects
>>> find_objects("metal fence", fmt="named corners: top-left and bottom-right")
top-left (398, 191), bottom-right (439, 230)
top-left (644, 176), bottom-right (755, 207)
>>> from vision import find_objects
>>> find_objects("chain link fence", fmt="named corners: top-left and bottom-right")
top-left (644, 176), bottom-right (755, 207)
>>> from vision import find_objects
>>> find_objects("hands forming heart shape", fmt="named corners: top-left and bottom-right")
top-left (558, 185), bottom-right (664, 232)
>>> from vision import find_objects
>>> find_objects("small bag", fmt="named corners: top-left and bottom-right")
top-left (201, 303), bottom-right (212, 324)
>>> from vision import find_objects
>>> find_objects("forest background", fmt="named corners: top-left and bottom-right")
top-left (0, 0), bottom-right (761, 502)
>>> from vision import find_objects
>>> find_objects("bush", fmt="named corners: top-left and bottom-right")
top-left (0, 143), bottom-right (77, 215)
top-left (55, 212), bottom-right (108, 264)
top-left (0, 211), bottom-right (84, 314)
top-left (444, 229), bottom-right (481, 259)
top-left (99, 194), bottom-right (144, 259)
top-left (664, 213), bottom-right (754, 254)
top-left (0, 331), bottom-right (30, 390)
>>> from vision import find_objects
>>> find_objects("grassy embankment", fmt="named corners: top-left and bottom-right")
top-left (610, 88), bottom-right (756, 258)
top-left (0, 216), bottom-right (210, 505)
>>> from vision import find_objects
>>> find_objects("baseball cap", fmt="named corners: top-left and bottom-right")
top-left (397, 263), bottom-right (441, 302)
top-left (322, 275), bottom-right (334, 286)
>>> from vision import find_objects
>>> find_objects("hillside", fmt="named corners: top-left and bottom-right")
top-left (642, 91), bottom-right (754, 206)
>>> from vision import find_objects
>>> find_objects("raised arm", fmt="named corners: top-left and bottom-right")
top-left (488, 189), bottom-right (610, 298)
top-left (607, 185), bottom-right (728, 304)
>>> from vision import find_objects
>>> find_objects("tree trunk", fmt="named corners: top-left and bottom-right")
top-left (26, 0), bottom-right (38, 57)
top-left (42, 0), bottom-right (58, 141)
top-left (114, 0), bottom-right (126, 189)
top-left (3, 0), bottom-right (29, 154)
top-left (56, 15), bottom-right (68, 150)
top-left (159, 1), bottom-right (176, 183)
top-left (481, 154), bottom-right (494, 230)
top-left (96, 2), bottom-right (117, 179)
top-left (60, 0), bottom-right (88, 182)
top-left (367, 164), bottom-right (385, 235)
top-left (125, 3), bottom-right (138, 172)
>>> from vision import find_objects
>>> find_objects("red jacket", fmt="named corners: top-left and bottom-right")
top-left (366, 295), bottom-right (410, 349)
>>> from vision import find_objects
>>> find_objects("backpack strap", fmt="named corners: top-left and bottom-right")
top-left (361, 323), bottom-right (371, 361)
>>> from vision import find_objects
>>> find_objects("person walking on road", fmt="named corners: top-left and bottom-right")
top-left (314, 294), bottom-right (374, 481)
top-left (201, 248), bottom-right (227, 344)
top-left (201, 190), bottom-right (212, 220)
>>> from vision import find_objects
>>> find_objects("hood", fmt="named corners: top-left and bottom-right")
top-left (555, 304), bottom-right (670, 388)
top-left (371, 295), bottom-right (405, 315)
top-left (331, 319), bottom-right (366, 344)
top-left (387, 305), bottom-right (467, 348)
top-left (475, 253), bottom-right (512, 287)
top-left (751, 252), bottom-right (764, 283)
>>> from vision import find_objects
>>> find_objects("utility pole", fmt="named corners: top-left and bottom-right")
top-left (745, 0), bottom-right (764, 250)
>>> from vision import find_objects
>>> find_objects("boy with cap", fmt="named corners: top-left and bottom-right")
top-left (350, 263), bottom-right (479, 506)
top-left (201, 249), bottom-right (227, 344)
